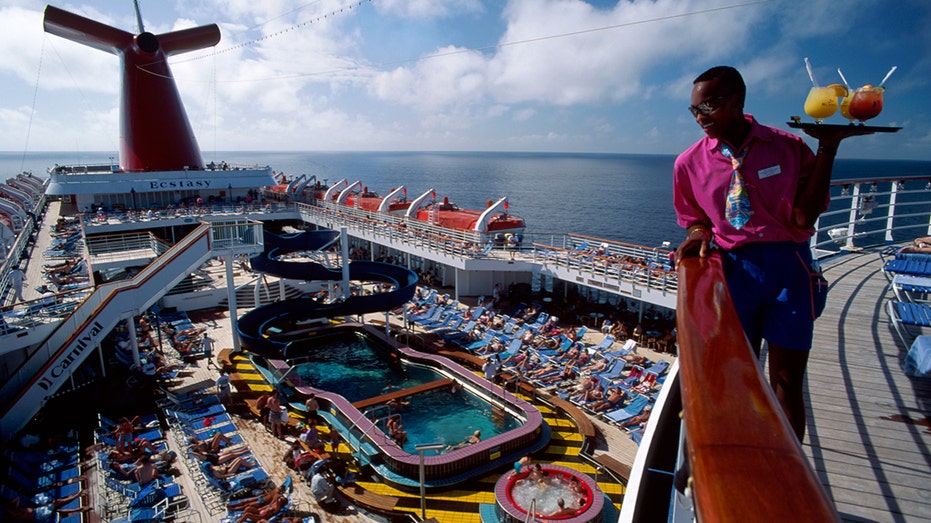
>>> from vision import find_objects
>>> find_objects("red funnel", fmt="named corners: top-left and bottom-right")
top-left (43, 5), bottom-right (220, 172)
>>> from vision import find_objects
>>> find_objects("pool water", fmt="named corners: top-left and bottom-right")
top-left (286, 330), bottom-right (522, 450)
top-left (386, 388), bottom-right (521, 452)
top-left (291, 333), bottom-right (436, 402)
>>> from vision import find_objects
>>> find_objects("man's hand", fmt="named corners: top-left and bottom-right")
top-left (675, 225), bottom-right (712, 269)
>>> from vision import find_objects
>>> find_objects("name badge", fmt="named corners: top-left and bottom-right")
top-left (758, 165), bottom-right (781, 179)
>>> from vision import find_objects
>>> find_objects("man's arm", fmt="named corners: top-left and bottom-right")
top-left (792, 142), bottom-right (838, 229)
top-left (793, 126), bottom-right (878, 228)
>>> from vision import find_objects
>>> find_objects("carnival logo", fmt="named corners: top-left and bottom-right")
top-left (36, 320), bottom-right (105, 391)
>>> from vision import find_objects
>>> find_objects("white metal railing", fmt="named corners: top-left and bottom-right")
top-left (296, 202), bottom-right (681, 296)
top-left (81, 202), bottom-right (290, 229)
top-left (208, 218), bottom-right (265, 253)
top-left (0, 288), bottom-right (93, 350)
top-left (0, 220), bottom-right (265, 438)
top-left (84, 232), bottom-right (170, 255)
top-left (813, 175), bottom-right (931, 254)
top-left (49, 161), bottom-right (270, 176)
top-left (0, 193), bottom-right (47, 306)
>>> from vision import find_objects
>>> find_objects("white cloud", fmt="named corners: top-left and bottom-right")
top-left (375, 0), bottom-right (484, 19)
top-left (0, 0), bottom-right (924, 158)
top-left (371, 46), bottom-right (488, 110)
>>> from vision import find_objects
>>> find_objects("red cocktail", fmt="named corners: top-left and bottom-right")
top-left (848, 86), bottom-right (884, 123)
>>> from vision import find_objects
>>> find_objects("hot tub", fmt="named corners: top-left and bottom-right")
top-left (494, 464), bottom-right (604, 523)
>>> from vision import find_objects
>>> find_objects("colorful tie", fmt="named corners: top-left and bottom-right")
top-left (721, 143), bottom-right (751, 229)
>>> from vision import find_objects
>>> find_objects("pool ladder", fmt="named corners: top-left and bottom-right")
top-left (349, 404), bottom-right (393, 465)
top-left (525, 499), bottom-right (537, 523)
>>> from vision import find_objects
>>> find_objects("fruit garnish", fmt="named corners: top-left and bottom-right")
top-left (828, 83), bottom-right (848, 96)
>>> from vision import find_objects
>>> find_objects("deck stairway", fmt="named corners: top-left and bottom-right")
top-left (219, 280), bottom-right (304, 309)
top-left (0, 220), bottom-right (264, 438)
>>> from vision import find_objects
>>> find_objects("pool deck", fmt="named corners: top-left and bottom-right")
top-left (150, 301), bottom-right (641, 522)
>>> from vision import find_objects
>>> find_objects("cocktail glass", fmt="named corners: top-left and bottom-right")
top-left (848, 85), bottom-right (884, 124)
top-left (839, 91), bottom-right (856, 124)
top-left (804, 84), bottom-right (846, 123)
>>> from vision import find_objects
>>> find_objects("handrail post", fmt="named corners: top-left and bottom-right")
top-left (845, 183), bottom-right (861, 250)
top-left (886, 181), bottom-right (900, 243)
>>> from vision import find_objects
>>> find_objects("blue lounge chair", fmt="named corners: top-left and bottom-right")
top-left (421, 311), bottom-right (458, 331)
top-left (407, 305), bottom-right (438, 323)
top-left (887, 299), bottom-right (931, 345)
top-left (165, 402), bottom-right (227, 423)
top-left (882, 252), bottom-right (931, 279)
top-left (594, 359), bottom-right (628, 383)
top-left (604, 395), bottom-right (651, 424)
top-left (589, 335), bottom-right (616, 353)
top-left (443, 320), bottom-right (476, 342)
top-left (891, 273), bottom-right (931, 302)
top-left (647, 359), bottom-right (670, 376)
top-left (464, 331), bottom-right (495, 352)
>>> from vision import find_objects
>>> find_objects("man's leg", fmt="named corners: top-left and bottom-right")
top-left (767, 342), bottom-right (810, 441)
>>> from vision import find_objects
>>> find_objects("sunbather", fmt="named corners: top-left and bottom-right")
top-left (620, 353), bottom-right (649, 366)
top-left (232, 491), bottom-right (289, 523)
top-left (576, 384), bottom-right (604, 404)
top-left (207, 456), bottom-right (256, 479)
top-left (227, 485), bottom-right (286, 512)
top-left (580, 358), bottom-right (610, 373)
top-left (618, 407), bottom-right (652, 429)
top-left (133, 454), bottom-right (160, 486)
top-left (899, 236), bottom-right (931, 254)
top-left (525, 361), bottom-right (560, 379)
top-left (107, 438), bottom-right (159, 462)
top-left (189, 444), bottom-right (250, 465)
top-left (539, 362), bottom-right (577, 385)
top-left (591, 387), bottom-right (627, 412)
top-left (189, 431), bottom-right (233, 453)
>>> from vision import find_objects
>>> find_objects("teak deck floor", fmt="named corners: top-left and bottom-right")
top-left (809, 248), bottom-right (930, 522)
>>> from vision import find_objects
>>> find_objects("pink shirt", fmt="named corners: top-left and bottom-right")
top-left (673, 115), bottom-right (822, 250)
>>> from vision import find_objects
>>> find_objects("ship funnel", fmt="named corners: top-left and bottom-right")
top-left (43, 5), bottom-right (220, 172)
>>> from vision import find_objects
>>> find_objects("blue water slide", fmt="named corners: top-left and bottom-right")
top-left (237, 230), bottom-right (417, 356)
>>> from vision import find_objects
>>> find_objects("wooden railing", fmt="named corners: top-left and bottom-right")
top-left (676, 253), bottom-right (839, 522)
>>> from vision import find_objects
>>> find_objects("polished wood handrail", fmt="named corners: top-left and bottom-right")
top-left (676, 254), bottom-right (839, 522)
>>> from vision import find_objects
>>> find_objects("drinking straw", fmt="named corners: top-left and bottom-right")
top-left (879, 66), bottom-right (897, 87)
top-left (804, 57), bottom-right (818, 87)
top-left (837, 68), bottom-right (850, 89)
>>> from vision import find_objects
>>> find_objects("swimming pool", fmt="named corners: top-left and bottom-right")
top-left (249, 324), bottom-right (548, 489)
top-left (286, 331), bottom-right (436, 402)
top-left (281, 330), bottom-right (522, 449)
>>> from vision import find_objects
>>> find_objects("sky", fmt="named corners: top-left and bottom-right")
top-left (0, 0), bottom-right (929, 160)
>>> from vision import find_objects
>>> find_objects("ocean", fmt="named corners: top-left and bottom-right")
top-left (3, 150), bottom-right (930, 248)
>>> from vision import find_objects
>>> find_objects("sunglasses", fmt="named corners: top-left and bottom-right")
top-left (688, 94), bottom-right (731, 117)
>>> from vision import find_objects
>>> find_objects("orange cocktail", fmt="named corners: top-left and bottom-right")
top-left (804, 84), bottom-right (847, 123)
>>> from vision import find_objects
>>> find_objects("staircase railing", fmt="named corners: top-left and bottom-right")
top-left (0, 219), bottom-right (264, 439)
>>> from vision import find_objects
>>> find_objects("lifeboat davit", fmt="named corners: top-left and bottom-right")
top-left (406, 190), bottom-right (525, 234)
top-left (343, 185), bottom-right (412, 214)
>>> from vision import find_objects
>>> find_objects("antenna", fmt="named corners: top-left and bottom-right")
top-left (133, 0), bottom-right (145, 33)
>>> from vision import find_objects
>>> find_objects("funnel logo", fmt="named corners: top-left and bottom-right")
top-left (36, 320), bottom-right (105, 392)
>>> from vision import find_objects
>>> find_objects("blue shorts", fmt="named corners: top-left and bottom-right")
top-left (722, 242), bottom-right (828, 351)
